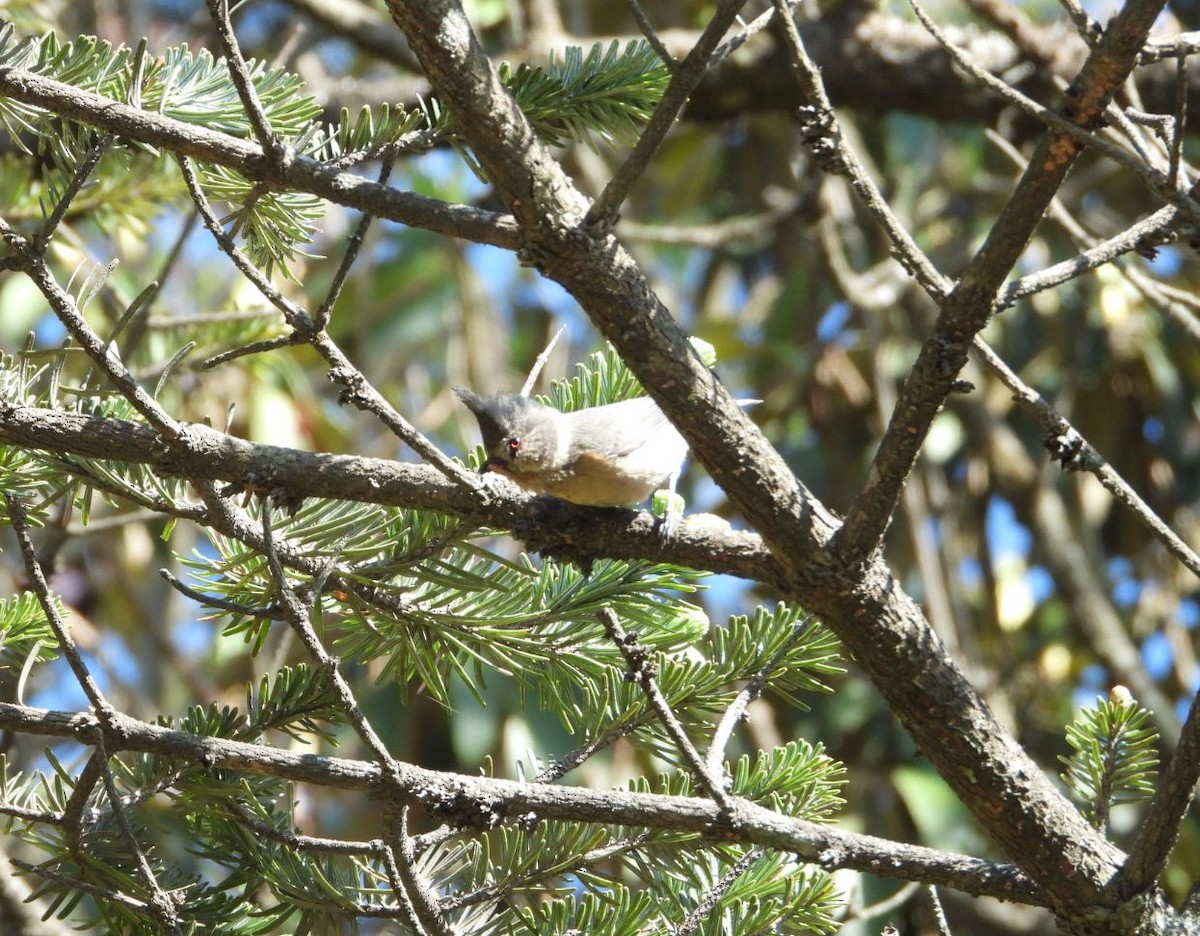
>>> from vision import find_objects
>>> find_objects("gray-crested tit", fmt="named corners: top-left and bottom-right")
top-left (455, 389), bottom-right (687, 509)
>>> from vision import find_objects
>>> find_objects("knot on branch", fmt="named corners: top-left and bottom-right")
top-left (417, 782), bottom-right (507, 830)
top-left (328, 365), bottom-right (366, 406)
top-left (796, 105), bottom-right (845, 174)
top-left (1044, 424), bottom-right (1086, 470)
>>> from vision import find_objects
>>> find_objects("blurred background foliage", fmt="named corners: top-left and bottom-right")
top-left (0, 0), bottom-right (1198, 932)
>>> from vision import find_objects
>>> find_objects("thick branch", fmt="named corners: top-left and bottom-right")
top-left (685, 14), bottom-right (1200, 131)
top-left (384, 0), bottom-right (1131, 919)
top-left (0, 65), bottom-right (518, 249)
top-left (0, 404), bottom-right (779, 583)
top-left (292, 4), bottom-right (1200, 138)
top-left (286, 0), bottom-right (422, 71)
top-left (833, 0), bottom-right (1169, 567)
top-left (0, 701), bottom-right (1038, 903)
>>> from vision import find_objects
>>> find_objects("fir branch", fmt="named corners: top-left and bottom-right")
top-left (1060, 687), bottom-right (1160, 833)
top-left (499, 40), bottom-right (670, 151)
top-left (599, 606), bottom-right (733, 808)
top-left (0, 60), bottom-right (520, 248)
top-left (0, 26), bottom-right (668, 267)
top-left (0, 700), bottom-right (1040, 902)
top-left (0, 593), bottom-right (61, 668)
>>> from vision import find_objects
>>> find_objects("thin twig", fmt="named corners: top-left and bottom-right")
top-left (706, 613), bottom-right (816, 779)
top-left (0, 800), bottom-right (64, 824)
top-left (45, 450), bottom-right (209, 525)
top-left (1169, 55), bottom-right (1189, 190)
top-left (0, 844), bottom-right (76, 936)
top-left (0, 219), bottom-right (181, 438)
top-left (1103, 72), bottom-right (1169, 173)
top-left (1140, 31), bottom-right (1200, 63)
top-left (673, 847), bottom-right (763, 936)
top-left (998, 206), bottom-right (1178, 308)
top-left (59, 753), bottom-right (105, 844)
top-left (5, 494), bottom-right (114, 720)
top-left (205, 0), bottom-right (278, 156)
top-left (598, 606), bottom-right (733, 809)
top-left (1055, 0), bottom-right (1103, 46)
top-left (843, 881), bottom-right (922, 926)
top-left (625, 0), bottom-right (679, 72)
top-left (771, 0), bottom-right (948, 300)
top-left (927, 885), bottom-right (952, 936)
top-left (33, 135), bottom-right (111, 255)
top-left (520, 324), bottom-right (566, 396)
top-left (224, 803), bottom-right (386, 855)
top-left (1122, 107), bottom-right (1175, 147)
top-left (1105, 99), bottom-right (1166, 171)
top-left (708, 7), bottom-right (778, 68)
top-left (380, 834), bottom-right (430, 935)
top-left (9, 859), bottom-right (150, 912)
top-left (256, 498), bottom-right (396, 764)
top-left (441, 833), bottom-right (652, 910)
top-left (987, 130), bottom-right (1200, 346)
top-left (314, 158), bottom-right (395, 331)
top-left (177, 155), bottom-right (476, 487)
top-left (618, 194), bottom-right (801, 248)
top-left (586, 0), bottom-right (750, 226)
top-left (202, 333), bottom-right (302, 369)
top-left (174, 156), bottom-right (305, 325)
top-left (971, 338), bottom-right (1200, 584)
top-left (1123, 264), bottom-right (1200, 344)
top-left (326, 127), bottom-right (440, 170)
top-left (159, 568), bottom-right (287, 619)
top-left (534, 709), bottom-right (657, 782)
top-left (386, 806), bottom-right (457, 936)
top-left (92, 732), bottom-right (183, 933)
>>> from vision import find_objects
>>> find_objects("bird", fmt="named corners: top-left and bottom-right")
top-left (455, 389), bottom-right (688, 509)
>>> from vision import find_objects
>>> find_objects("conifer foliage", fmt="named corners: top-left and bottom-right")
top-left (0, 1), bottom-right (1199, 934)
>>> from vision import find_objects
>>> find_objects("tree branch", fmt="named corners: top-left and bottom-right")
top-left (0, 65), bottom-right (519, 249)
top-left (585, 0), bottom-right (748, 225)
top-left (0, 700), bottom-right (1040, 903)
top-left (599, 606), bottom-right (733, 808)
top-left (383, 0), bottom-right (1132, 918)
top-left (1118, 687), bottom-right (1200, 898)
top-left (972, 337), bottom-right (1200, 585)
top-left (833, 0), bottom-right (1170, 569)
top-left (0, 404), bottom-right (781, 583)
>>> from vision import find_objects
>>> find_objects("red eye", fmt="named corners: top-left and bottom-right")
top-left (506, 437), bottom-right (521, 455)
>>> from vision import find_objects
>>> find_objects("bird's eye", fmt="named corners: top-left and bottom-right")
top-left (506, 436), bottom-right (521, 456)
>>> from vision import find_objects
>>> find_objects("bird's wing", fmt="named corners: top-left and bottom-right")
top-left (567, 397), bottom-right (679, 458)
